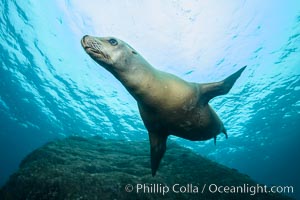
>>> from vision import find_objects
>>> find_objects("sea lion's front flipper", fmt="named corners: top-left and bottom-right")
top-left (149, 132), bottom-right (168, 176)
top-left (200, 66), bottom-right (247, 103)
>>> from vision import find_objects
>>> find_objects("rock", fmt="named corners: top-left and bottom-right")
top-left (0, 136), bottom-right (293, 200)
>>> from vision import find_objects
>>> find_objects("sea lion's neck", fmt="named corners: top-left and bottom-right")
top-left (112, 59), bottom-right (159, 103)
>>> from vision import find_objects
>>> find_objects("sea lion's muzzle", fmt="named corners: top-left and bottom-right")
top-left (81, 35), bottom-right (89, 48)
top-left (81, 35), bottom-right (103, 54)
top-left (81, 35), bottom-right (112, 65)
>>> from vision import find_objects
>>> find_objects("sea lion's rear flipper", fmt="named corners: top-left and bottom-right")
top-left (214, 127), bottom-right (228, 145)
top-left (200, 66), bottom-right (247, 103)
top-left (222, 127), bottom-right (228, 139)
top-left (149, 132), bottom-right (168, 176)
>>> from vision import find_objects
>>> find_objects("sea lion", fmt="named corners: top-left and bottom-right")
top-left (81, 35), bottom-right (246, 176)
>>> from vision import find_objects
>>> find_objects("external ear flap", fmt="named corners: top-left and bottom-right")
top-left (132, 51), bottom-right (137, 54)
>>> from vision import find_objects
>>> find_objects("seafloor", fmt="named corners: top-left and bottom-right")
top-left (0, 136), bottom-right (293, 200)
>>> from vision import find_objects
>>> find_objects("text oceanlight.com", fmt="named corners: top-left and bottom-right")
top-left (124, 183), bottom-right (293, 196)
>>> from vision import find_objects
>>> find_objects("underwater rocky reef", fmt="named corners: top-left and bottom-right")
top-left (0, 136), bottom-right (293, 200)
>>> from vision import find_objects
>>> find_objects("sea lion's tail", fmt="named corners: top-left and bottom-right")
top-left (200, 66), bottom-right (247, 103)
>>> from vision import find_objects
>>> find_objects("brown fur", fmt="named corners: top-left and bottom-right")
top-left (81, 35), bottom-right (246, 176)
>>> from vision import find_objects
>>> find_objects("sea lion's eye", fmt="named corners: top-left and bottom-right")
top-left (108, 38), bottom-right (118, 46)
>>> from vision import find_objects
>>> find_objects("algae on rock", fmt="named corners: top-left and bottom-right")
top-left (0, 136), bottom-right (293, 200)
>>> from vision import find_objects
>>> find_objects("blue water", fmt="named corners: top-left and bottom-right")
top-left (1, 0), bottom-right (299, 198)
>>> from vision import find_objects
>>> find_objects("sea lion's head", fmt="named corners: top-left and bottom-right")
top-left (81, 35), bottom-right (138, 73)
